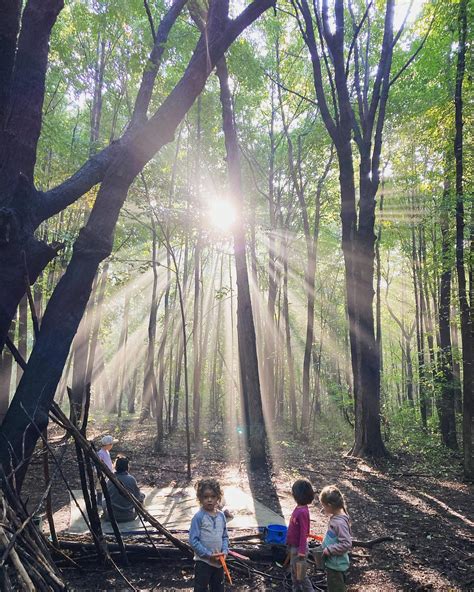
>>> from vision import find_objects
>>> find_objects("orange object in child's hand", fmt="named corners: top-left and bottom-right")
top-left (308, 533), bottom-right (323, 541)
top-left (214, 553), bottom-right (232, 585)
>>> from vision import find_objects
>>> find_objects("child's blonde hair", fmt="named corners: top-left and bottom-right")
top-left (195, 478), bottom-right (223, 503)
top-left (319, 485), bottom-right (347, 513)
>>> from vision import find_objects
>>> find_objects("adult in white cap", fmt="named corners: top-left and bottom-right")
top-left (96, 435), bottom-right (117, 505)
top-left (98, 435), bottom-right (117, 471)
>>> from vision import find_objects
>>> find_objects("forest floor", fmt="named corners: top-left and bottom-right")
top-left (22, 415), bottom-right (474, 591)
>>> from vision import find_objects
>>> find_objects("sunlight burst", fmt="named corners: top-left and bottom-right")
top-left (208, 199), bottom-right (237, 232)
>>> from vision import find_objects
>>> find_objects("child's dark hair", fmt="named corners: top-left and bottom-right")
top-left (195, 478), bottom-right (223, 502)
top-left (115, 455), bottom-right (129, 473)
top-left (292, 478), bottom-right (315, 505)
top-left (319, 485), bottom-right (347, 512)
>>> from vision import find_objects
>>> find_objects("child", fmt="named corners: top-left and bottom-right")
top-left (189, 478), bottom-right (229, 592)
top-left (319, 485), bottom-right (352, 592)
top-left (96, 435), bottom-right (116, 505)
top-left (286, 478), bottom-right (315, 592)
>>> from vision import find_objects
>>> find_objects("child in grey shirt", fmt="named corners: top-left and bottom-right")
top-left (189, 478), bottom-right (229, 592)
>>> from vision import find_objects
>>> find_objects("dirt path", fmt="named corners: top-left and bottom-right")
top-left (22, 417), bottom-right (474, 591)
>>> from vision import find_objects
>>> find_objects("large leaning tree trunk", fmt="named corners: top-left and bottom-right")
top-left (294, 0), bottom-right (410, 455)
top-left (0, 0), bottom-right (275, 491)
top-left (216, 57), bottom-right (268, 468)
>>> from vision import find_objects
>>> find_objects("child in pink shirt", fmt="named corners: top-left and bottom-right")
top-left (286, 478), bottom-right (315, 591)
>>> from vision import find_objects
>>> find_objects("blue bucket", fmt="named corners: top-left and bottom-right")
top-left (265, 524), bottom-right (287, 544)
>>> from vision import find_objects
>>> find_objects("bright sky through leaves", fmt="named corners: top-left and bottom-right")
top-left (394, 0), bottom-right (427, 29)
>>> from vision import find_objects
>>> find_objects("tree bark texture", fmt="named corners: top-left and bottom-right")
top-left (296, 0), bottom-right (394, 455)
top-left (453, 0), bottom-right (473, 479)
top-left (437, 181), bottom-right (457, 448)
top-left (216, 57), bottom-right (267, 468)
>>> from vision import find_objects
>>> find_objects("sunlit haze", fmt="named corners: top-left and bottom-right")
top-left (208, 199), bottom-right (237, 232)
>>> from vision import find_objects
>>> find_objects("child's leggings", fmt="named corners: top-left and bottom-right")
top-left (326, 567), bottom-right (346, 592)
top-left (194, 560), bottom-right (224, 592)
top-left (289, 546), bottom-right (314, 592)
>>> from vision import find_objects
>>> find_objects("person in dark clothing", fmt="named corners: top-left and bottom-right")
top-left (102, 455), bottom-right (145, 522)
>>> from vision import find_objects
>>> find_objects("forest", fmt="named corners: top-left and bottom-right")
top-left (0, 0), bottom-right (472, 590)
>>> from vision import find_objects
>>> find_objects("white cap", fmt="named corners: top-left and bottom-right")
top-left (101, 435), bottom-right (117, 445)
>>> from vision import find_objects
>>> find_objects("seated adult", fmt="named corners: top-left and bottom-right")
top-left (102, 455), bottom-right (145, 522)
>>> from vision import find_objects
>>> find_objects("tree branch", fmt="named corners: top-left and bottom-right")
top-left (292, 0), bottom-right (338, 141)
top-left (132, 0), bottom-right (188, 125)
top-left (264, 71), bottom-right (318, 107)
top-left (143, 0), bottom-right (157, 42)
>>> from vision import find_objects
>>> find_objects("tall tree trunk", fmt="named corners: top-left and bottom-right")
top-left (412, 219), bottom-right (427, 427)
top-left (437, 178), bottom-right (457, 448)
top-left (277, 68), bottom-right (315, 436)
top-left (282, 247), bottom-right (297, 435)
top-left (193, 97), bottom-right (202, 442)
top-left (117, 290), bottom-right (131, 418)
top-left (141, 218), bottom-right (160, 421)
top-left (155, 259), bottom-right (171, 451)
top-left (128, 367), bottom-right (138, 414)
top-left (453, 0), bottom-right (473, 479)
top-left (296, 0), bottom-right (394, 457)
top-left (85, 263), bottom-right (108, 395)
top-left (172, 241), bottom-right (189, 431)
top-left (451, 303), bottom-right (462, 413)
top-left (376, 173), bottom-right (385, 387)
top-left (421, 228), bottom-right (436, 410)
top-left (216, 57), bottom-right (267, 468)
top-left (351, 148), bottom-right (385, 455)
top-left (405, 336), bottom-right (414, 406)
top-left (264, 81), bottom-right (278, 421)
top-left (95, 341), bottom-right (111, 409)
top-left (71, 273), bottom-right (99, 415)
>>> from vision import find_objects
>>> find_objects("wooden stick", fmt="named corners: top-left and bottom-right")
top-left (41, 429), bottom-right (59, 548)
